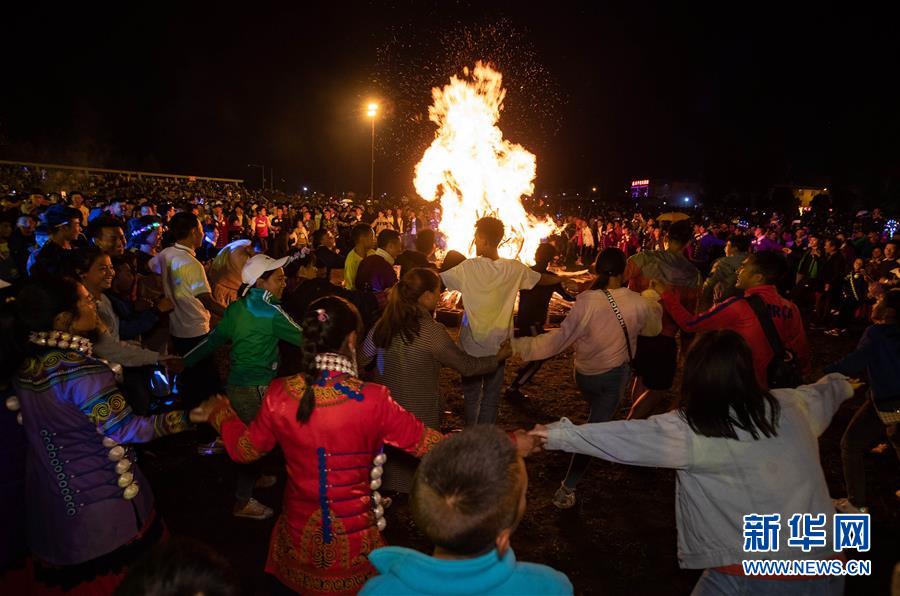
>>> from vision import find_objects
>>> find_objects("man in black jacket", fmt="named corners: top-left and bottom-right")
top-left (505, 243), bottom-right (575, 400)
top-left (396, 229), bottom-right (438, 278)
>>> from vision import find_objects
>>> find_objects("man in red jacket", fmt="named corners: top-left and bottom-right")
top-left (654, 251), bottom-right (811, 388)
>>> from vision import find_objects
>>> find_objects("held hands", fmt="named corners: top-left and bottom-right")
top-left (512, 430), bottom-right (540, 458)
top-left (497, 339), bottom-right (513, 361)
top-left (847, 378), bottom-right (865, 393)
top-left (510, 425), bottom-right (549, 456)
top-left (156, 296), bottom-right (175, 313)
top-left (189, 394), bottom-right (229, 424)
top-left (158, 356), bottom-right (185, 374)
top-left (649, 279), bottom-right (670, 295)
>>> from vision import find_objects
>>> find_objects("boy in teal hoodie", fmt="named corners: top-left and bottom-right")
top-left (361, 426), bottom-right (573, 595)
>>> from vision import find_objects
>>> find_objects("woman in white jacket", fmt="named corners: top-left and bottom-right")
top-left (529, 330), bottom-right (857, 596)
top-left (512, 248), bottom-right (662, 508)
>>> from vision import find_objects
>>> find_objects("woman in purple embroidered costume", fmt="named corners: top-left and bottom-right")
top-left (193, 296), bottom-right (443, 595)
top-left (0, 277), bottom-right (198, 594)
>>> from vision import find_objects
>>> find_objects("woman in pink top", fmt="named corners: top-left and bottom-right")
top-left (255, 208), bottom-right (271, 253)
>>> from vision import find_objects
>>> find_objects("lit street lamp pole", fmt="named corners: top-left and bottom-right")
top-left (366, 102), bottom-right (378, 200)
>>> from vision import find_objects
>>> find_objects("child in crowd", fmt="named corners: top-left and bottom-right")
top-left (361, 426), bottom-right (573, 595)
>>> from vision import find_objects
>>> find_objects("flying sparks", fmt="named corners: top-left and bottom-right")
top-left (414, 62), bottom-right (557, 263)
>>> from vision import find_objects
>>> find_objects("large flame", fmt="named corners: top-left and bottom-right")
top-left (414, 62), bottom-right (556, 264)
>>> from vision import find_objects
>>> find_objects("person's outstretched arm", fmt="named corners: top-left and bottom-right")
top-left (537, 411), bottom-right (693, 470)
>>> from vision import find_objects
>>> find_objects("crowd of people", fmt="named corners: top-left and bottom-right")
top-left (0, 163), bottom-right (898, 595)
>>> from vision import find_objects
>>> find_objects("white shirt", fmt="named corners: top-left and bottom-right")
top-left (513, 287), bottom-right (662, 375)
top-left (150, 243), bottom-right (212, 338)
top-left (545, 374), bottom-right (854, 569)
top-left (581, 226), bottom-right (595, 247)
top-left (93, 293), bottom-right (161, 367)
top-left (441, 257), bottom-right (542, 357)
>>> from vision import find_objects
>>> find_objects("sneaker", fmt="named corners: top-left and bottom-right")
top-left (832, 498), bottom-right (868, 514)
top-left (197, 438), bottom-right (225, 456)
top-left (255, 475), bottom-right (278, 489)
top-left (233, 498), bottom-right (274, 520)
top-left (552, 485), bottom-right (576, 510)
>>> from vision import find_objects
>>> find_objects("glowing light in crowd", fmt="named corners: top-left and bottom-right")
top-left (413, 62), bottom-right (557, 263)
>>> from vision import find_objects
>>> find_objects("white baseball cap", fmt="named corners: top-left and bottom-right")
top-left (242, 254), bottom-right (290, 287)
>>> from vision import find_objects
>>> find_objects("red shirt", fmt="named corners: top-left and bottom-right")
top-left (255, 215), bottom-right (269, 237)
top-left (214, 216), bottom-right (229, 248)
top-left (211, 371), bottom-right (442, 595)
top-left (660, 285), bottom-right (812, 388)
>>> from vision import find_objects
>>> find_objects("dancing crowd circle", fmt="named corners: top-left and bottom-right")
top-left (0, 163), bottom-right (898, 595)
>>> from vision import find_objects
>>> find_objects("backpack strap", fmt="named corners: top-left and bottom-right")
top-left (745, 295), bottom-right (786, 359)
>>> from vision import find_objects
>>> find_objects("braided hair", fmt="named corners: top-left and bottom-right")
top-left (295, 296), bottom-right (362, 422)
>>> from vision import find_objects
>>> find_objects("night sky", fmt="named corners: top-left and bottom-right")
top-left (2, 2), bottom-right (897, 198)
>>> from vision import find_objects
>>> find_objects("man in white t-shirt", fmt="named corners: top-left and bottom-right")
top-left (441, 217), bottom-right (563, 424)
top-left (151, 212), bottom-right (226, 409)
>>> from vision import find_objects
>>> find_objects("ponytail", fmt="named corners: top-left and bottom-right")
top-left (591, 248), bottom-right (627, 291)
top-left (296, 318), bottom-right (321, 422)
top-left (371, 268), bottom-right (440, 349)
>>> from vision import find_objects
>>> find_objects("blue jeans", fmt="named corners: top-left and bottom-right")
top-left (462, 363), bottom-right (506, 425)
top-left (691, 569), bottom-right (844, 595)
top-left (562, 364), bottom-right (631, 489)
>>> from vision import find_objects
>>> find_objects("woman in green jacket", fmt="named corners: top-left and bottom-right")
top-left (184, 254), bottom-right (303, 519)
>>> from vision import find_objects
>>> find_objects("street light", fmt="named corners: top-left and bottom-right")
top-left (366, 102), bottom-right (378, 200)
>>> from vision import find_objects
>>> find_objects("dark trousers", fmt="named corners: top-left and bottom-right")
top-left (835, 298), bottom-right (862, 329)
top-left (229, 385), bottom-right (268, 502)
top-left (171, 334), bottom-right (220, 410)
top-left (562, 364), bottom-right (631, 489)
top-left (510, 325), bottom-right (547, 391)
top-left (840, 397), bottom-right (900, 507)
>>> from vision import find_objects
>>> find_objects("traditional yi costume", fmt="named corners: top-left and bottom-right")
top-left (7, 331), bottom-right (192, 592)
top-left (209, 353), bottom-right (442, 595)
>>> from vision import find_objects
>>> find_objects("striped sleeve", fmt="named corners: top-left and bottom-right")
top-left (265, 292), bottom-right (304, 346)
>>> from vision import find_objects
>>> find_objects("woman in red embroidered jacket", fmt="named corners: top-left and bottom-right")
top-left (194, 295), bottom-right (442, 595)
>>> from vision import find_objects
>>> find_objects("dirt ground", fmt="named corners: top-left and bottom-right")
top-left (140, 325), bottom-right (900, 595)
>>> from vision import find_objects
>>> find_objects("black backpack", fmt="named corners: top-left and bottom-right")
top-left (745, 295), bottom-right (803, 389)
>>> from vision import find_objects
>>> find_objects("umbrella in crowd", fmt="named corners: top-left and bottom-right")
top-left (657, 211), bottom-right (690, 222)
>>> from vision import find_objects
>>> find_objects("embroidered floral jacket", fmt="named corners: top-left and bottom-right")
top-left (13, 348), bottom-right (191, 566)
top-left (210, 371), bottom-right (442, 596)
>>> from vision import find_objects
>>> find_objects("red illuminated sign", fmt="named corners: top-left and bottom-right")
top-left (631, 179), bottom-right (649, 187)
